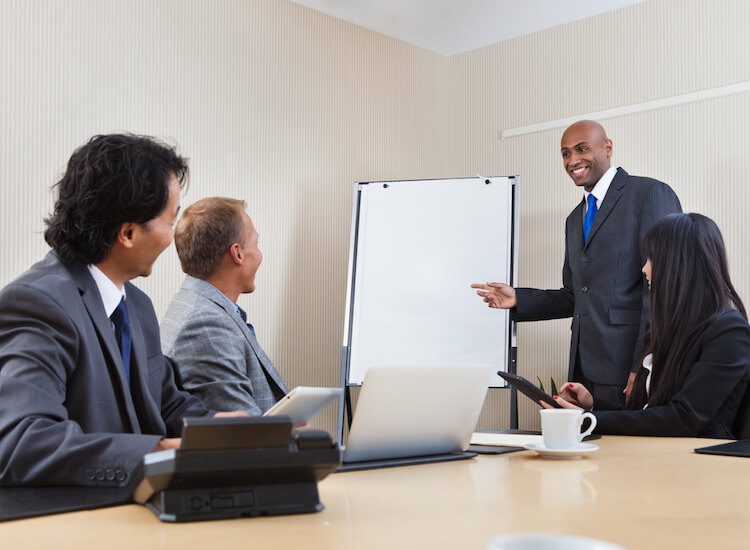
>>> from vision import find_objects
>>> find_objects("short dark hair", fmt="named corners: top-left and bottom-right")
top-left (44, 134), bottom-right (189, 265)
top-left (174, 197), bottom-right (247, 279)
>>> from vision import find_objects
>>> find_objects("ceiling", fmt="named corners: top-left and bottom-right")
top-left (291, 0), bottom-right (646, 56)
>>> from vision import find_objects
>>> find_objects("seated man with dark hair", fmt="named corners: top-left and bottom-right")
top-left (161, 197), bottom-right (288, 415)
top-left (0, 134), bottom-right (243, 487)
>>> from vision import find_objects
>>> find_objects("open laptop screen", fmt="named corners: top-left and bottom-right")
top-left (343, 364), bottom-right (492, 464)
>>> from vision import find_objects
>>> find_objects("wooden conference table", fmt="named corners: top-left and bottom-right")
top-left (1, 436), bottom-right (748, 549)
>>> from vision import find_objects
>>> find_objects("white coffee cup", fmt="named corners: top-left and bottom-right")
top-left (540, 409), bottom-right (597, 450)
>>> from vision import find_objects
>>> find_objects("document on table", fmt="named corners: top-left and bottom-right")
top-left (470, 432), bottom-right (543, 447)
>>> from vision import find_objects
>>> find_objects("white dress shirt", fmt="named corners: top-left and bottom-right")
top-left (641, 353), bottom-right (654, 409)
top-left (87, 265), bottom-right (126, 319)
top-left (584, 166), bottom-right (618, 212)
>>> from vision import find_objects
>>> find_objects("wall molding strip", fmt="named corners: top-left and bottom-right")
top-left (502, 80), bottom-right (750, 139)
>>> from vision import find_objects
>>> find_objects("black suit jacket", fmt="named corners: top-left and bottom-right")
top-left (594, 309), bottom-right (750, 438)
top-left (0, 253), bottom-right (212, 487)
top-left (515, 168), bottom-right (682, 385)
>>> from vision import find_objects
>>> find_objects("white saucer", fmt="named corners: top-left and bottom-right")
top-left (524, 442), bottom-right (599, 459)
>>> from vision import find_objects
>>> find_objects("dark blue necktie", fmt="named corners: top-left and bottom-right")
top-left (583, 194), bottom-right (598, 243)
top-left (237, 305), bottom-right (284, 398)
top-left (237, 306), bottom-right (256, 337)
top-left (110, 297), bottom-right (131, 384)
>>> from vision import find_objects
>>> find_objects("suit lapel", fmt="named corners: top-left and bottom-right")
top-left (125, 289), bottom-right (160, 433)
top-left (184, 276), bottom-right (288, 393)
top-left (584, 168), bottom-right (628, 250)
top-left (69, 264), bottom-right (141, 432)
top-left (570, 199), bottom-right (585, 260)
top-left (227, 305), bottom-right (289, 393)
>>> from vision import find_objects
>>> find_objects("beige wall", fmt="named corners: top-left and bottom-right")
top-left (449, 0), bottom-right (750, 429)
top-left (0, 0), bottom-right (448, 433)
top-left (1, 0), bottom-right (748, 434)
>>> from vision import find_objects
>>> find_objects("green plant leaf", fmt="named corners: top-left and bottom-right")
top-left (536, 376), bottom-right (545, 392)
top-left (551, 377), bottom-right (559, 396)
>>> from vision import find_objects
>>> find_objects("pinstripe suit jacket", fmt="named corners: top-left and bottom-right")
top-left (515, 168), bottom-right (682, 385)
top-left (160, 276), bottom-right (288, 415)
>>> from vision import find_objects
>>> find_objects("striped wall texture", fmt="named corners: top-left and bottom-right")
top-left (1, 0), bottom-right (749, 434)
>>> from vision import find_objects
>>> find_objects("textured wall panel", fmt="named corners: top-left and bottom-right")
top-left (0, 0), bottom-right (448, 435)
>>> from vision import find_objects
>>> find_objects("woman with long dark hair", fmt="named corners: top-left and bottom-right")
top-left (552, 213), bottom-right (750, 438)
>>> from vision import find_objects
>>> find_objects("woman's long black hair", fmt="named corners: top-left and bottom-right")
top-left (627, 213), bottom-right (746, 408)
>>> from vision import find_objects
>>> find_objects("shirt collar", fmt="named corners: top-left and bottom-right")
top-left (200, 278), bottom-right (244, 319)
top-left (584, 166), bottom-right (618, 207)
top-left (642, 353), bottom-right (654, 399)
top-left (87, 265), bottom-right (126, 318)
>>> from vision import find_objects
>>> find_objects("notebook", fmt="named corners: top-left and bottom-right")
top-left (339, 364), bottom-right (492, 471)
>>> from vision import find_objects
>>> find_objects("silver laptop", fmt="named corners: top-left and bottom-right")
top-left (342, 364), bottom-right (492, 466)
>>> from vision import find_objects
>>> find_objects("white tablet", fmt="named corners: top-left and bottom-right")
top-left (263, 387), bottom-right (342, 427)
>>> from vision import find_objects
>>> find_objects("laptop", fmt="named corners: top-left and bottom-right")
top-left (339, 364), bottom-right (492, 472)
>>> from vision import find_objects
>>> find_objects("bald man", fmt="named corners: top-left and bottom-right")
top-left (474, 121), bottom-right (681, 408)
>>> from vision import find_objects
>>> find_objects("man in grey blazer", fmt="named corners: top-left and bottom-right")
top-left (473, 121), bottom-right (681, 406)
top-left (0, 135), bottom-right (243, 488)
top-left (161, 197), bottom-right (288, 415)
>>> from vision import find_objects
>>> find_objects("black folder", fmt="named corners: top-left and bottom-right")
top-left (694, 439), bottom-right (750, 458)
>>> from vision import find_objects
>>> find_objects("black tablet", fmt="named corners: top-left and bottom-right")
top-left (497, 371), bottom-right (561, 408)
top-left (694, 439), bottom-right (750, 458)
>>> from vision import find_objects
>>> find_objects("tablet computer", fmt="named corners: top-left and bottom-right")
top-left (497, 371), bottom-right (561, 408)
top-left (263, 387), bottom-right (342, 426)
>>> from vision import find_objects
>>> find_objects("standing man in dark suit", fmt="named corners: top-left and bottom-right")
top-left (161, 197), bottom-right (288, 415)
top-left (473, 120), bottom-right (681, 406)
top-left (0, 134), bottom-right (243, 487)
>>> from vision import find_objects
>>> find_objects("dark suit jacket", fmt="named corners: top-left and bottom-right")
top-left (515, 168), bottom-right (681, 385)
top-left (594, 309), bottom-right (750, 438)
top-left (0, 253), bottom-right (212, 487)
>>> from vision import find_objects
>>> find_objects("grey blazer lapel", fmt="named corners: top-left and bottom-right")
top-left (584, 168), bottom-right (628, 249)
top-left (185, 277), bottom-right (288, 393)
top-left (221, 303), bottom-right (287, 392)
top-left (240, 322), bottom-right (288, 393)
top-left (69, 265), bottom-right (141, 432)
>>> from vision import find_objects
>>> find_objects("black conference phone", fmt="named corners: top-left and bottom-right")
top-left (132, 416), bottom-right (341, 522)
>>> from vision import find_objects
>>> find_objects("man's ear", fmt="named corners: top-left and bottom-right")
top-left (604, 138), bottom-right (613, 158)
top-left (229, 243), bottom-right (243, 266)
top-left (116, 223), bottom-right (137, 249)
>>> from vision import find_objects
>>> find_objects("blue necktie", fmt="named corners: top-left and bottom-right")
top-left (583, 194), bottom-right (598, 243)
top-left (110, 297), bottom-right (131, 384)
top-left (237, 306), bottom-right (256, 337)
top-left (237, 305), bottom-right (284, 398)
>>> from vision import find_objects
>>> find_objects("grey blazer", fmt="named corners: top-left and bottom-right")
top-left (515, 168), bottom-right (682, 385)
top-left (0, 253), bottom-right (211, 487)
top-left (160, 277), bottom-right (288, 415)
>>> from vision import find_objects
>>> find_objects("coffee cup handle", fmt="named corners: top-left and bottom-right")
top-left (578, 412), bottom-right (597, 441)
